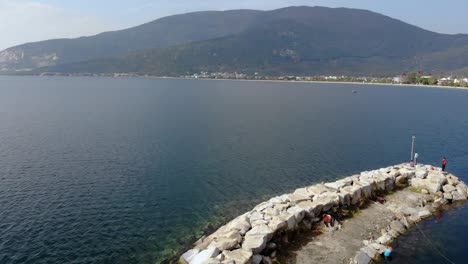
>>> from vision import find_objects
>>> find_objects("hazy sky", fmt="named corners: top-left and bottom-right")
top-left (1, 0), bottom-right (468, 50)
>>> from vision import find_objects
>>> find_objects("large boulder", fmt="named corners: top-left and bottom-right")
top-left (264, 208), bottom-right (280, 217)
top-left (226, 218), bottom-right (251, 235)
top-left (442, 184), bottom-right (456, 193)
top-left (399, 167), bottom-right (415, 177)
top-left (190, 248), bottom-right (221, 264)
top-left (324, 177), bottom-right (353, 190)
top-left (267, 217), bottom-right (287, 233)
top-left (456, 183), bottom-right (467, 198)
top-left (249, 211), bottom-right (264, 222)
top-left (278, 212), bottom-right (297, 231)
top-left (253, 202), bottom-right (273, 212)
top-left (377, 234), bottom-right (392, 244)
top-left (287, 192), bottom-right (312, 204)
top-left (411, 178), bottom-right (444, 194)
top-left (415, 169), bottom-right (428, 179)
top-left (341, 185), bottom-right (362, 205)
top-left (354, 180), bottom-right (374, 197)
top-left (293, 187), bottom-right (315, 198)
top-left (296, 200), bottom-right (316, 216)
top-left (313, 193), bottom-right (339, 212)
top-left (443, 192), bottom-right (453, 200)
top-left (180, 249), bottom-right (200, 264)
top-left (223, 249), bottom-right (253, 264)
top-left (369, 243), bottom-right (387, 254)
top-left (417, 209), bottom-right (432, 219)
top-left (360, 246), bottom-right (377, 258)
top-left (306, 184), bottom-right (329, 195)
top-left (390, 220), bottom-right (406, 234)
top-left (452, 191), bottom-right (466, 201)
top-left (338, 191), bottom-right (351, 206)
top-left (287, 205), bottom-right (306, 223)
top-left (268, 195), bottom-right (289, 204)
top-left (242, 234), bottom-right (268, 254)
top-left (427, 173), bottom-right (448, 185)
top-left (354, 251), bottom-right (372, 264)
top-left (209, 231), bottom-right (242, 251)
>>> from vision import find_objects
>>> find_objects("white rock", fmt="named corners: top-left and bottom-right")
top-left (296, 200), bottom-right (316, 216)
top-left (456, 183), bottom-right (467, 198)
top-left (442, 184), bottom-right (456, 193)
top-left (355, 180), bottom-right (374, 197)
top-left (369, 243), bottom-right (387, 254)
top-left (278, 212), bottom-right (297, 231)
top-left (377, 235), bottom-right (392, 244)
top-left (223, 249), bottom-right (253, 264)
top-left (209, 231), bottom-right (242, 251)
top-left (190, 248), bottom-right (221, 264)
top-left (249, 211), bottom-right (264, 222)
top-left (267, 217), bottom-right (287, 233)
top-left (313, 193), bottom-right (339, 212)
top-left (360, 246), bottom-right (377, 258)
top-left (287, 205), bottom-right (306, 222)
top-left (341, 185), bottom-right (362, 205)
top-left (306, 184), bottom-right (329, 195)
top-left (390, 220), bottom-right (406, 234)
top-left (325, 180), bottom-right (349, 190)
top-left (354, 251), bottom-right (372, 264)
top-left (443, 192), bottom-right (453, 200)
top-left (338, 191), bottom-right (351, 206)
top-left (415, 169), bottom-right (428, 179)
top-left (274, 203), bottom-right (289, 212)
top-left (411, 178), bottom-right (444, 194)
top-left (226, 218), bottom-right (251, 235)
top-left (181, 249), bottom-right (200, 263)
top-left (418, 209), bottom-right (432, 219)
top-left (269, 195), bottom-right (288, 204)
top-left (452, 190), bottom-right (466, 201)
top-left (242, 224), bottom-right (274, 254)
top-left (293, 187), bottom-right (314, 198)
top-left (264, 207), bottom-right (279, 217)
top-left (287, 192), bottom-right (312, 204)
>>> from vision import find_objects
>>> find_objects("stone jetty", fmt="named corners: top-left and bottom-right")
top-left (179, 164), bottom-right (467, 264)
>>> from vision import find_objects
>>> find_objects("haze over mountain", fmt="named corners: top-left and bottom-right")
top-left (2, 6), bottom-right (468, 76)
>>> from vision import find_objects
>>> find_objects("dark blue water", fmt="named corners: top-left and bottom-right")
top-left (0, 77), bottom-right (466, 264)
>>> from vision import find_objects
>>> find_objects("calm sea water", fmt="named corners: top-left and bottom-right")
top-left (0, 77), bottom-right (466, 264)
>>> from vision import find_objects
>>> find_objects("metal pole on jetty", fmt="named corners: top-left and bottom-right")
top-left (410, 136), bottom-right (416, 161)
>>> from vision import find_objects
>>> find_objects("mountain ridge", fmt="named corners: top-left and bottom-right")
top-left (3, 6), bottom-right (468, 76)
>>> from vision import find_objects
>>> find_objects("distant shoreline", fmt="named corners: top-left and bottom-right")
top-left (150, 76), bottom-right (468, 91)
top-left (2, 74), bottom-right (468, 91)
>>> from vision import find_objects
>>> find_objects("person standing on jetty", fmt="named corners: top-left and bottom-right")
top-left (442, 157), bottom-right (448, 171)
top-left (383, 246), bottom-right (393, 261)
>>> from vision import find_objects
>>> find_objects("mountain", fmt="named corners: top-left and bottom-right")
top-left (0, 10), bottom-right (261, 70)
top-left (4, 6), bottom-right (468, 76)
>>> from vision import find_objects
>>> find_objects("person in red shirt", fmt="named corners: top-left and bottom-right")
top-left (322, 214), bottom-right (335, 227)
top-left (442, 157), bottom-right (447, 171)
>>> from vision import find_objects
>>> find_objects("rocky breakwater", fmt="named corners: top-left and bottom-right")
top-left (179, 164), bottom-right (467, 264)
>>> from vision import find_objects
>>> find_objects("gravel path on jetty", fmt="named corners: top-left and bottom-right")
top-left (277, 189), bottom-right (428, 264)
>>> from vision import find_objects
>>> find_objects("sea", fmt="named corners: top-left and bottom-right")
top-left (0, 76), bottom-right (466, 264)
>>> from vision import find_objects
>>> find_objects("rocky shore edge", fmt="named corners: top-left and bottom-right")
top-left (179, 163), bottom-right (468, 264)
